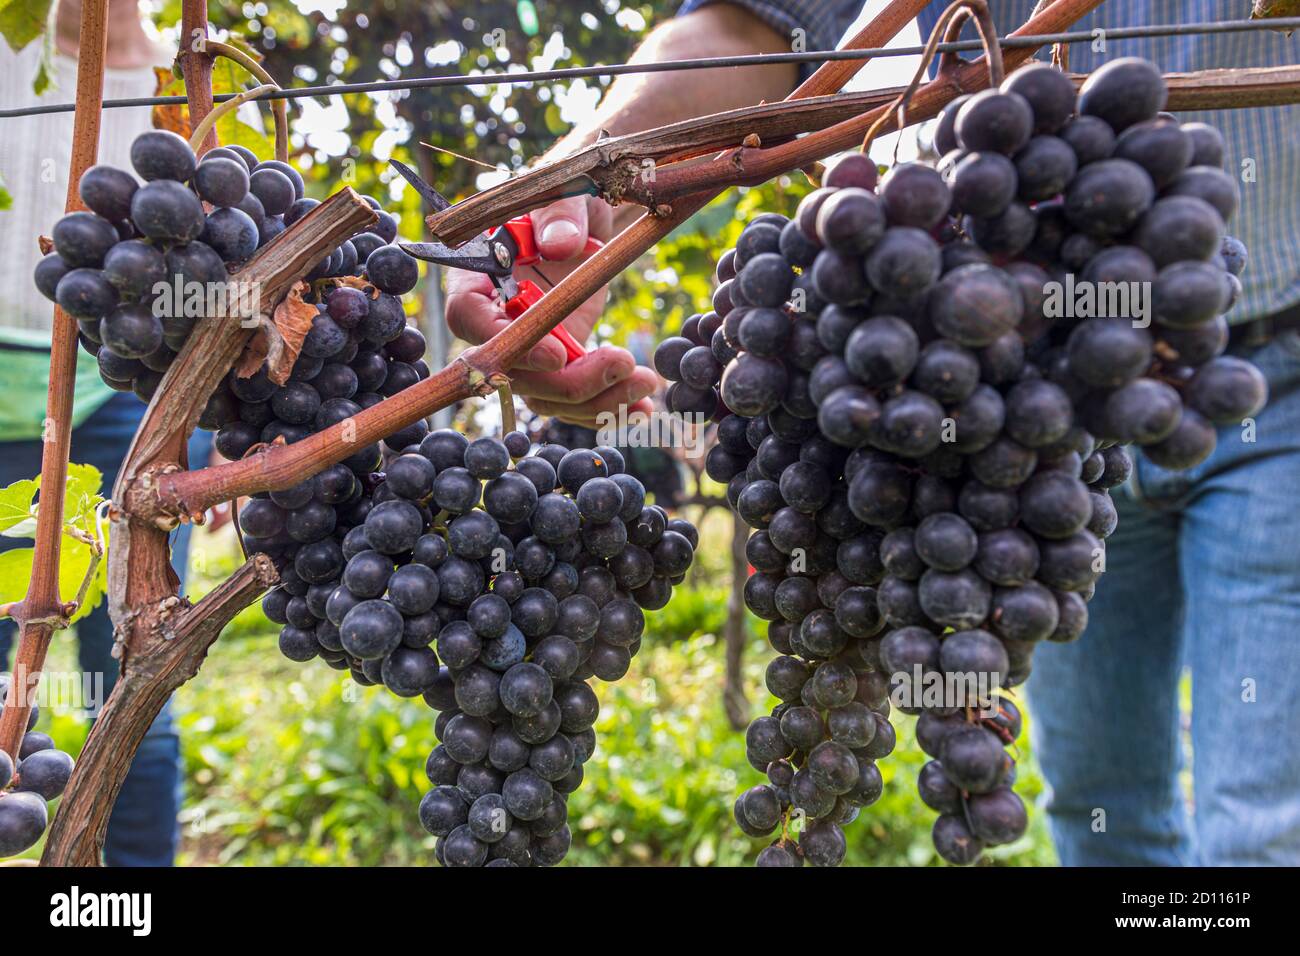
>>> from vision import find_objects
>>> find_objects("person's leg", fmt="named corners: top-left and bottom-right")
top-left (0, 435), bottom-right (50, 668)
top-left (1027, 483), bottom-right (1194, 866)
top-left (1182, 336), bottom-right (1300, 865)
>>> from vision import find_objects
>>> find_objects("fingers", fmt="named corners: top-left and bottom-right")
top-left (505, 346), bottom-right (639, 403)
top-left (518, 362), bottom-right (660, 430)
top-left (444, 270), bottom-right (566, 372)
top-left (530, 195), bottom-right (590, 261)
top-left (443, 267), bottom-right (495, 298)
top-left (526, 393), bottom-right (657, 431)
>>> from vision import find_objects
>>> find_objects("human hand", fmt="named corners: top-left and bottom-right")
top-left (443, 195), bottom-right (658, 429)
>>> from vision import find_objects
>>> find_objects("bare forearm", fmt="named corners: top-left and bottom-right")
top-left (547, 5), bottom-right (798, 160)
top-left (453, 7), bottom-right (795, 425)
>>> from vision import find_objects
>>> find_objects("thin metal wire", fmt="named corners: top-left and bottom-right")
top-left (2, 17), bottom-right (1297, 120)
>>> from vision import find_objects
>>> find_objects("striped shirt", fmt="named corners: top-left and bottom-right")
top-left (678, 0), bottom-right (1300, 324)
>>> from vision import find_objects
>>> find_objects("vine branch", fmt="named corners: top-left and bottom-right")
top-left (206, 40), bottom-right (290, 162)
top-left (42, 554), bottom-right (280, 866)
top-left (188, 83), bottom-right (276, 153)
top-left (0, 0), bottom-right (110, 763)
top-left (179, 0), bottom-right (217, 155)
top-left (39, 0), bottom-right (368, 865)
top-left (429, 62), bottom-right (1300, 245)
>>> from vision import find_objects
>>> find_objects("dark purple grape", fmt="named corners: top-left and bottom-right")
top-left (1001, 63), bottom-right (1075, 134)
top-left (955, 90), bottom-right (1033, 156)
top-left (129, 129), bottom-right (196, 182)
top-left (1078, 56), bottom-right (1167, 133)
top-left (879, 163), bottom-right (950, 230)
top-left (814, 188), bottom-right (885, 254)
top-left (1063, 159), bottom-right (1155, 238)
top-left (194, 156), bottom-right (251, 207)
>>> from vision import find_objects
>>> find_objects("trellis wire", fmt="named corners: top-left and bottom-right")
top-left (1, 17), bottom-right (1297, 120)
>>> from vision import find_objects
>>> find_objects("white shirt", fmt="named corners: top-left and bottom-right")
top-left (0, 39), bottom-right (166, 335)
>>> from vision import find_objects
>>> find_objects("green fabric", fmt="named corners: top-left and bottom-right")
top-left (0, 328), bottom-right (117, 442)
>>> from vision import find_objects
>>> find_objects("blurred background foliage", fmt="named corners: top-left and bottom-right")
top-left (8, 2), bottom-right (1057, 866)
top-left (145, 0), bottom-right (661, 249)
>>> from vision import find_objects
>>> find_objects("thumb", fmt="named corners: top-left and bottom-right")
top-left (531, 195), bottom-right (589, 261)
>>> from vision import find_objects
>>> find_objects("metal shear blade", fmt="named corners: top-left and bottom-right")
top-left (389, 159), bottom-right (452, 212)
top-left (398, 238), bottom-right (511, 277)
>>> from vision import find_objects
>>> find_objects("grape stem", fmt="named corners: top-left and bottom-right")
top-left (187, 83), bottom-right (276, 154)
top-left (205, 40), bottom-right (290, 162)
top-left (1030, 0), bottom-right (1071, 71)
top-left (497, 380), bottom-right (517, 436)
top-left (860, 0), bottom-right (1004, 157)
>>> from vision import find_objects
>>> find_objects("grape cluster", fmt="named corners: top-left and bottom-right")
top-left (20, 128), bottom-right (414, 860)
top-left (662, 58), bottom-right (1265, 866)
top-left (202, 281), bottom-right (428, 461)
top-left (260, 431), bottom-right (698, 866)
top-left (0, 677), bottom-right (76, 858)
top-left (656, 290), bottom-right (896, 869)
top-left (36, 129), bottom-right (416, 411)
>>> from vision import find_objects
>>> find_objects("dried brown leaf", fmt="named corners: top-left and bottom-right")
top-left (1252, 0), bottom-right (1300, 33)
top-left (333, 275), bottom-right (380, 298)
top-left (151, 67), bottom-right (192, 137)
top-left (235, 281), bottom-right (316, 384)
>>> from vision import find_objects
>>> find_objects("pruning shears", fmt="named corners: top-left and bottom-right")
top-left (391, 160), bottom-right (599, 364)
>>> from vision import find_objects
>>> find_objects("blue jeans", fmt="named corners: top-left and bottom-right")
top-left (0, 392), bottom-right (213, 866)
top-left (1029, 333), bottom-right (1300, 866)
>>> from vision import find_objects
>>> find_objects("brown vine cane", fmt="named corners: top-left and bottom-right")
top-left (0, 0), bottom-right (112, 763)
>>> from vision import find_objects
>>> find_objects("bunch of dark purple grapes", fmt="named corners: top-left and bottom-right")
top-left (260, 431), bottom-right (699, 866)
top-left (0, 676), bottom-right (76, 858)
top-left (35, 128), bottom-right (415, 408)
top-left (657, 57), bottom-right (1267, 866)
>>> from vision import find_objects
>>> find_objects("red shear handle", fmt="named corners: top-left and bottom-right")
top-left (504, 280), bottom-right (587, 363)
top-left (499, 216), bottom-right (605, 365)
top-left (504, 215), bottom-right (605, 266)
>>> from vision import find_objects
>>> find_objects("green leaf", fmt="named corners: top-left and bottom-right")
top-left (0, 528), bottom-right (104, 623)
top-left (0, 172), bottom-right (11, 211)
top-left (0, 0), bottom-right (52, 52)
top-left (62, 462), bottom-right (104, 528)
top-left (0, 476), bottom-right (38, 535)
top-left (0, 547), bottom-right (33, 607)
top-left (31, 0), bottom-right (57, 95)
